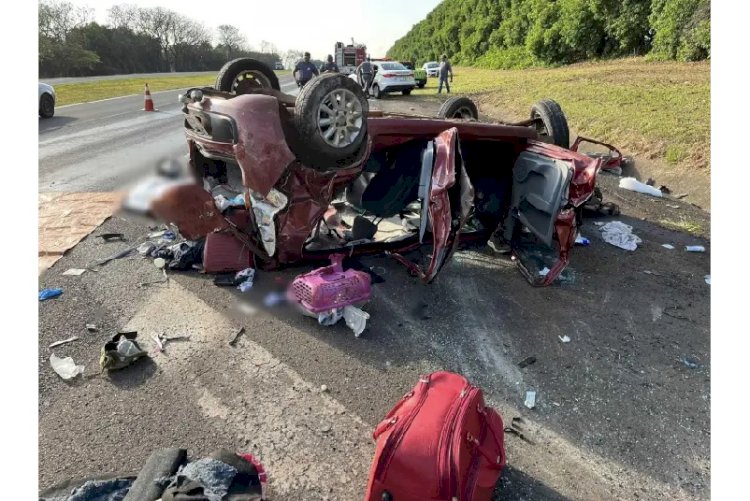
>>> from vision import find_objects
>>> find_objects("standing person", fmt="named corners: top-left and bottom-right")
top-left (357, 56), bottom-right (374, 96)
top-left (438, 54), bottom-right (453, 94)
top-left (294, 52), bottom-right (319, 88)
top-left (320, 54), bottom-right (339, 74)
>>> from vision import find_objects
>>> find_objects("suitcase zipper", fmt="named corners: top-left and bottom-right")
top-left (438, 384), bottom-right (474, 498)
top-left (374, 376), bottom-right (431, 481)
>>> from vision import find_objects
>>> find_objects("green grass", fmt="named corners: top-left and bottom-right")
top-left (412, 58), bottom-right (710, 172)
top-left (659, 218), bottom-right (704, 236)
top-left (55, 71), bottom-right (291, 106)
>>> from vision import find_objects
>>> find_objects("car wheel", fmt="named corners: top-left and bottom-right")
top-left (402, 89), bottom-right (412, 96)
top-left (372, 84), bottom-right (381, 99)
top-left (293, 73), bottom-right (369, 170)
top-left (39, 93), bottom-right (55, 118)
top-left (215, 58), bottom-right (280, 93)
top-left (437, 96), bottom-right (479, 120)
top-left (530, 99), bottom-right (570, 148)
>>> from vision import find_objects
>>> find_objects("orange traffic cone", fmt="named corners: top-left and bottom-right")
top-left (143, 83), bottom-right (157, 112)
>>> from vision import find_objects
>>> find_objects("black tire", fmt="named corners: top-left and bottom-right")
top-left (530, 98), bottom-right (569, 148)
top-left (215, 58), bottom-right (280, 93)
top-left (437, 96), bottom-right (479, 120)
top-left (417, 82), bottom-right (426, 89)
top-left (39, 93), bottom-right (55, 118)
top-left (402, 89), bottom-right (412, 96)
top-left (293, 73), bottom-right (369, 170)
top-left (372, 84), bottom-right (381, 99)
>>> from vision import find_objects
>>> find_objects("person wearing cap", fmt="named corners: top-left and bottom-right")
top-left (320, 54), bottom-right (339, 74)
top-left (438, 54), bottom-right (453, 94)
top-left (294, 52), bottom-right (319, 87)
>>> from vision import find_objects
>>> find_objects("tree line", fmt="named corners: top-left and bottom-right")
top-left (39, 1), bottom-right (288, 77)
top-left (386, 0), bottom-right (710, 69)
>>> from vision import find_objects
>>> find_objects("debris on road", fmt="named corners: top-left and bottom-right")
top-left (39, 288), bottom-right (63, 301)
top-left (619, 177), bottom-right (663, 197)
top-left (599, 221), bottom-right (642, 251)
top-left (518, 356), bottom-right (537, 369)
top-left (524, 390), bottom-right (537, 409)
top-left (99, 233), bottom-right (126, 242)
top-left (681, 356), bottom-right (702, 370)
top-left (686, 245), bottom-right (706, 253)
top-left (575, 234), bottom-right (590, 246)
top-left (50, 353), bottom-right (84, 380)
top-left (675, 193), bottom-right (689, 199)
top-left (93, 244), bottom-right (140, 267)
top-left (86, 324), bottom-right (98, 332)
top-left (214, 194), bottom-right (245, 212)
top-left (538, 267), bottom-right (550, 277)
top-left (235, 268), bottom-right (255, 292)
top-left (288, 255), bottom-right (372, 316)
top-left (318, 308), bottom-right (344, 326)
top-left (704, 275), bottom-right (711, 285)
top-left (228, 327), bottom-right (245, 346)
top-left (559, 335), bottom-right (571, 343)
top-left (321, 384), bottom-right (329, 393)
top-left (659, 185), bottom-right (671, 194)
top-left (137, 241), bottom-right (157, 256)
top-left (168, 240), bottom-right (205, 270)
top-left (154, 257), bottom-right (167, 269)
top-left (100, 332), bottom-right (148, 371)
top-left (49, 336), bottom-right (79, 349)
top-left (151, 333), bottom-right (164, 353)
top-left (343, 305), bottom-right (370, 337)
top-left (62, 268), bottom-right (87, 276)
top-left (661, 244), bottom-right (675, 250)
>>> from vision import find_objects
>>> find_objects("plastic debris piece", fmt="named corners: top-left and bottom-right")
top-left (228, 327), bottom-right (245, 346)
top-left (263, 292), bottom-right (287, 307)
top-left (235, 267), bottom-right (255, 292)
top-left (558, 335), bottom-right (571, 343)
top-left (599, 221), bottom-right (642, 251)
top-left (321, 384), bottom-right (329, 392)
top-left (62, 268), bottom-right (87, 276)
top-left (161, 230), bottom-right (176, 241)
top-left (574, 235), bottom-right (590, 246)
top-left (154, 257), bottom-right (167, 269)
top-left (704, 275), bottom-right (711, 285)
top-left (524, 390), bottom-right (537, 409)
top-left (619, 177), bottom-right (663, 197)
top-left (343, 305), bottom-right (370, 337)
top-left (538, 267), bottom-right (550, 277)
top-left (149, 230), bottom-right (167, 238)
top-left (100, 332), bottom-right (148, 371)
top-left (86, 324), bottom-right (98, 332)
top-left (39, 288), bottom-right (63, 301)
top-left (49, 336), bottom-right (79, 348)
top-left (661, 244), bottom-right (675, 250)
top-left (518, 356), bottom-right (537, 368)
top-left (682, 356), bottom-right (701, 369)
top-left (151, 333), bottom-right (164, 353)
top-left (686, 245), bottom-right (705, 253)
top-left (137, 242), bottom-right (157, 256)
top-left (50, 353), bottom-right (84, 380)
top-left (318, 308), bottom-right (344, 326)
top-left (594, 221), bottom-right (605, 226)
top-left (99, 233), bottom-right (125, 241)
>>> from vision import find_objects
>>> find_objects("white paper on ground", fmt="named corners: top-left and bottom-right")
top-left (62, 268), bottom-right (87, 276)
top-left (343, 306), bottom-right (370, 337)
top-left (619, 177), bottom-right (663, 197)
top-left (599, 221), bottom-right (642, 251)
top-left (49, 354), bottom-right (84, 380)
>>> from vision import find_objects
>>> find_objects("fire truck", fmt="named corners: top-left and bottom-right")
top-left (334, 39), bottom-right (367, 75)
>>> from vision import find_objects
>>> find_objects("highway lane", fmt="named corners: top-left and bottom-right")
top-left (39, 74), bottom-right (298, 192)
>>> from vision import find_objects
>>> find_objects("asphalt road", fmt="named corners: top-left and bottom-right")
top-left (37, 87), bottom-right (711, 499)
top-left (39, 74), bottom-right (298, 192)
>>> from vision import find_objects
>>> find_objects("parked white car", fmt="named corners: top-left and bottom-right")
top-left (350, 60), bottom-right (416, 99)
top-left (39, 83), bottom-right (56, 118)
top-left (423, 61), bottom-right (440, 77)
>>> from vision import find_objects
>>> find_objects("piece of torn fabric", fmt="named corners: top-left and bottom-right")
top-left (599, 221), bottom-right (642, 251)
top-left (39, 192), bottom-right (124, 275)
top-left (176, 458), bottom-right (238, 501)
top-left (43, 477), bottom-right (134, 501)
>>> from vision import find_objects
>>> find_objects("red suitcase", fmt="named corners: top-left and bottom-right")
top-left (365, 372), bottom-right (506, 501)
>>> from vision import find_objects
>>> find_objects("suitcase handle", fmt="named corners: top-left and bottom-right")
top-left (468, 406), bottom-right (506, 469)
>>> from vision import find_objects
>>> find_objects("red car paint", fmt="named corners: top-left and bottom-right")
top-left (159, 92), bottom-right (602, 286)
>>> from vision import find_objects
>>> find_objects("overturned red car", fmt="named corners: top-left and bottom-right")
top-left (152, 58), bottom-right (611, 286)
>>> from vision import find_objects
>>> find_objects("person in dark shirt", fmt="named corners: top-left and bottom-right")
top-left (438, 54), bottom-right (453, 94)
top-left (320, 54), bottom-right (339, 74)
top-left (294, 52), bottom-right (319, 87)
top-left (356, 56), bottom-right (374, 96)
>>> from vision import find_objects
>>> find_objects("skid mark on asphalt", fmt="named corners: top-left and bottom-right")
top-left (123, 282), bottom-right (374, 500)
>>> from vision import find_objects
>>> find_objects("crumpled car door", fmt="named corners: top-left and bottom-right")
top-left (391, 127), bottom-right (474, 283)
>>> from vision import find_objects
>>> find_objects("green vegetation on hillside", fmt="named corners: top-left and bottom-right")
top-left (387, 0), bottom-right (710, 69)
top-left (410, 58), bottom-right (709, 172)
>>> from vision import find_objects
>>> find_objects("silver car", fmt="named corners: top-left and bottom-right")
top-left (39, 83), bottom-right (56, 118)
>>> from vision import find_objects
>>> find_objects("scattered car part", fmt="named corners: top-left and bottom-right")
top-left (49, 336), bottom-right (79, 349)
top-left (518, 356), bottom-right (537, 369)
top-left (62, 268), bottom-right (87, 276)
top-left (570, 136), bottom-right (625, 174)
top-left (524, 390), bottom-right (537, 409)
top-left (100, 332), bottom-right (148, 371)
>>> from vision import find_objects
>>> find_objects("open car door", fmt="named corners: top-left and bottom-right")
top-left (390, 127), bottom-right (474, 283)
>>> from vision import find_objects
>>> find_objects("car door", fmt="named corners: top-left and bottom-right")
top-left (391, 127), bottom-right (474, 283)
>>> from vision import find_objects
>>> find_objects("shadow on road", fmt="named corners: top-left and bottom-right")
top-left (495, 466), bottom-right (573, 500)
top-left (107, 357), bottom-right (158, 389)
top-left (39, 115), bottom-right (78, 134)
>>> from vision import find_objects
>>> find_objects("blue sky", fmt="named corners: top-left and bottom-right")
top-left (64, 0), bottom-right (442, 59)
